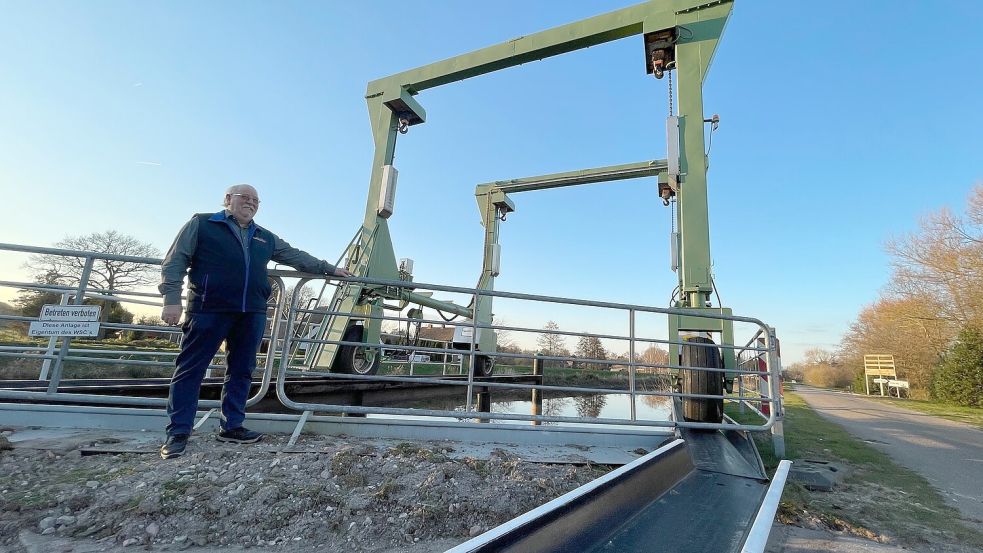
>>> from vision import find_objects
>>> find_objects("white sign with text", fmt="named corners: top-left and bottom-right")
top-left (29, 304), bottom-right (102, 336)
top-left (29, 321), bottom-right (101, 337)
top-left (39, 304), bottom-right (101, 321)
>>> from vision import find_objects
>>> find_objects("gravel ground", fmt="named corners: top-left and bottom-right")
top-left (0, 429), bottom-right (606, 552)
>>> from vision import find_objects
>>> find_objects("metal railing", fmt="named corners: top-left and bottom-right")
top-left (0, 242), bottom-right (782, 433)
top-left (0, 242), bottom-right (280, 411)
top-left (272, 273), bottom-right (781, 432)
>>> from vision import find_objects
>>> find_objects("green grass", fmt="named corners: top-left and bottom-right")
top-left (0, 329), bottom-right (181, 379)
top-left (728, 392), bottom-right (983, 548)
top-left (862, 395), bottom-right (983, 429)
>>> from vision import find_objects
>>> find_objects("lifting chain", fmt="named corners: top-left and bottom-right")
top-left (671, 196), bottom-right (676, 233)
top-left (667, 70), bottom-right (674, 117)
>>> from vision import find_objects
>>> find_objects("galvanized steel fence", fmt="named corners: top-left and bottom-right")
top-left (0, 242), bottom-right (782, 432)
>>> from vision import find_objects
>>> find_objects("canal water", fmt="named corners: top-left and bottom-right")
top-left (367, 393), bottom-right (673, 430)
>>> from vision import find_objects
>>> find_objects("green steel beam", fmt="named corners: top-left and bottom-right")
top-left (476, 160), bottom-right (668, 195)
top-left (327, 0), bottom-right (735, 370)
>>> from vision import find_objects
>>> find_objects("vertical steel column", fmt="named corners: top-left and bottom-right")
top-left (674, 39), bottom-right (712, 309)
top-left (628, 309), bottom-right (637, 421)
top-left (464, 290), bottom-right (480, 413)
top-left (767, 326), bottom-right (785, 458)
top-left (46, 256), bottom-right (94, 393)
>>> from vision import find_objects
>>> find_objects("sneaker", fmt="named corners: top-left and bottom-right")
top-left (217, 427), bottom-right (263, 444)
top-left (160, 434), bottom-right (189, 459)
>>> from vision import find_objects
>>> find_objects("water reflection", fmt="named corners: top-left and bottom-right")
top-left (364, 392), bottom-right (672, 429)
top-left (573, 394), bottom-right (607, 418)
top-left (490, 393), bottom-right (671, 427)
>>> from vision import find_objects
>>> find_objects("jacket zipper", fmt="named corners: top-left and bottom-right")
top-left (202, 274), bottom-right (209, 305)
top-left (241, 226), bottom-right (256, 312)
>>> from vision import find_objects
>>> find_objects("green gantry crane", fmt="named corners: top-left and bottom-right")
top-left (312, 0), bottom-right (738, 423)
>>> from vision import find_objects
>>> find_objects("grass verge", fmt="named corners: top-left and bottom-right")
top-left (861, 395), bottom-right (983, 429)
top-left (728, 391), bottom-right (983, 549)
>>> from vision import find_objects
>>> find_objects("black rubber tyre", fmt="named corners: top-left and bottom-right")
top-left (681, 336), bottom-right (724, 423)
top-left (334, 325), bottom-right (381, 376)
top-left (473, 355), bottom-right (495, 378)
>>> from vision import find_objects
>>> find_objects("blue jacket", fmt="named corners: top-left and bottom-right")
top-left (187, 212), bottom-right (274, 313)
top-left (159, 211), bottom-right (337, 313)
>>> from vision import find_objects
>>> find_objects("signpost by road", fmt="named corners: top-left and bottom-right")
top-left (863, 354), bottom-right (908, 397)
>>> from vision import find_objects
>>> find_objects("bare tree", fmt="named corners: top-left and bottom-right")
top-left (24, 231), bottom-right (160, 338)
top-left (886, 185), bottom-right (983, 329)
top-left (639, 346), bottom-right (669, 372)
top-left (492, 317), bottom-right (518, 353)
top-left (284, 283), bottom-right (317, 309)
top-left (537, 321), bottom-right (567, 368)
top-left (26, 231), bottom-right (160, 293)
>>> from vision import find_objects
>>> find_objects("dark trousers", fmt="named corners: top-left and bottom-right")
top-left (166, 312), bottom-right (266, 437)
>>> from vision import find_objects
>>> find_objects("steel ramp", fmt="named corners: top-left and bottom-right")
top-left (447, 428), bottom-right (785, 553)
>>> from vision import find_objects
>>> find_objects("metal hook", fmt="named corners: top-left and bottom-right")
top-left (398, 118), bottom-right (409, 134)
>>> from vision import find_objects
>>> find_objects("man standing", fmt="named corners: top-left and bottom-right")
top-left (158, 184), bottom-right (351, 459)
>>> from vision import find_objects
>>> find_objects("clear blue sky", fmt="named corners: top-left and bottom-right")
top-left (1, 1), bottom-right (980, 363)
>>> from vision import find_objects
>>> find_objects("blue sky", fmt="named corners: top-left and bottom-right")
top-left (1, 1), bottom-right (980, 363)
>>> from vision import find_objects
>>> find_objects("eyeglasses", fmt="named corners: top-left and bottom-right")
top-left (231, 193), bottom-right (261, 205)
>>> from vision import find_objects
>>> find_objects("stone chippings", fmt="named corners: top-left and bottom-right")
top-left (0, 434), bottom-right (601, 551)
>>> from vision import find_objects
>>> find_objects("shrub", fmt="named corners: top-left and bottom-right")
top-left (933, 328), bottom-right (983, 407)
top-left (802, 363), bottom-right (854, 389)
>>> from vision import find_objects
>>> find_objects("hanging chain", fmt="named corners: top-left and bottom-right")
top-left (667, 70), bottom-right (674, 116)
top-left (671, 196), bottom-right (676, 233)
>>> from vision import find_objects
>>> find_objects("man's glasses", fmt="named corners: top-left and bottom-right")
top-left (231, 193), bottom-right (261, 205)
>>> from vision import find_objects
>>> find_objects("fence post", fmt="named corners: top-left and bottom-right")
top-left (47, 257), bottom-right (94, 394)
top-left (476, 385), bottom-right (490, 424)
top-left (531, 355), bottom-right (543, 425)
top-left (628, 309), bottom-right (637, 421)
top-left (38, 292), bottom-right (71, 381)
top-left (767, 326), bottom-right (786, 459)
top-left (738, 375), bottom-right (745, 414)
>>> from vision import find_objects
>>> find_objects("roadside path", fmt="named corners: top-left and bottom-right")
top-left (794, 386), bottom-right (983, 528)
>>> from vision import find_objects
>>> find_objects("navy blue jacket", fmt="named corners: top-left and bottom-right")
top-left (159, 211), bottom-right (337, 313)
top-left (187, 212), bottom-right (274, 313)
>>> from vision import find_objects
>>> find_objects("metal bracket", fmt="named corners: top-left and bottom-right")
top-left (287, 410), bottom-right (313, 447)
top-left (193, 408), bottom-right (217, 431)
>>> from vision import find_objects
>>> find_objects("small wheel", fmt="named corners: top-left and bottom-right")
top-left (334, 325), bottom-right (381, 376)
top-left (473, 355), bottom-right (495, 378)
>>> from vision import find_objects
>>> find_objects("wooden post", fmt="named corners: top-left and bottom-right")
top-left (476, 386), bottom-right (490, 423)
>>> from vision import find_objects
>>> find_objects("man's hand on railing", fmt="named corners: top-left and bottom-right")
top-left (331, 267), bottom-right (353, 278)
top-left (162, 305), bottom-right (183, 325)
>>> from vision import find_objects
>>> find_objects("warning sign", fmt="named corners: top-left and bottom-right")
top-left (29, 304), bottom-right (102, 336)
top-left (29, 321), bottom-right (100, 337)
top-left (39, 304), bottom-right (101, 321)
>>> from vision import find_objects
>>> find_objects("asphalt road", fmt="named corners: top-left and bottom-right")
top-left (794, 386), bottom-right (983, 528)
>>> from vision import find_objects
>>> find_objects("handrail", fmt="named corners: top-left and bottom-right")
top-left (0, 243), bottom-right (278, 410)
top-left (271, 272), bottom-right (778, 432)
top-left (1, 241), bottom-right (780, 433)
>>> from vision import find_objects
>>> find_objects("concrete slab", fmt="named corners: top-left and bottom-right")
top-left (2, 424), bottom-right (655, 466)
top-left (788, 459), bottom-right (849, 491)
